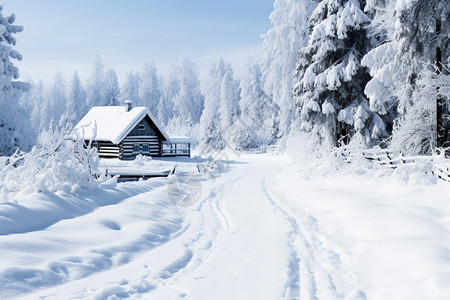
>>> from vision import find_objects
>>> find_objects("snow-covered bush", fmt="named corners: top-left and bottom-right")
top-left (0, 120), bottom-right (100, 202)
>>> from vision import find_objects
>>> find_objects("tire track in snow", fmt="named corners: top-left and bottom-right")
top-left (150, 173), bottom-right (243, 296)
top-left (262, 167), bottom-right (366, 300)
top-left (91, 173), bottom-right (245, 299)
top-left (31, 172), bottom-right (244, 300)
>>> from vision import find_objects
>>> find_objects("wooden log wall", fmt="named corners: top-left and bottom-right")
top-left (120, 135), bottom-right (161, 160)
top-left (97, 141), bottom-right (120, 158)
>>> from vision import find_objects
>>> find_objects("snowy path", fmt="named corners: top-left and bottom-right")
top-left (2, 155), bottom-right (450, 299)
top-left (22, 157), bottom-right (303, 299)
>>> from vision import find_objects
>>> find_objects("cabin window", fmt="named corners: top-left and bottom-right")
top-left (133, 144), bottom-right (139, 153)
top-left (143, 144), bottom-right (149, 152)
top-left (138, 124), bottom-right (145, 131)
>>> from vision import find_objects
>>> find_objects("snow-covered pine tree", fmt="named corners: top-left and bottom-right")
top-left (234, 62), bottom-right (277, 150)
top-left (104, 68), bottom-right (120, 106)
top-left (219, 66), bottom-right (240, 146)
top-left (158, 70), bottom-right (176, 127)
top-left (362, 0), bottom-right (400, 145)
top-left (177, 57), bottom-right (204, 125)
top-left (139, 62), bottom-right (162, 116)
top-left (85, 55), bottom-right (106, 109)
top-left (121, 70), bottom-right (140, 105)
top-left (261, 0), bottom-right (316, 139)
top-left (364, 0), bottom-right (450, 154)
top-left (0, 6), bottom-right (31, 155)
top-left (48, 72), bottom-right (68, 124)
top-left (390, 0), bottom-right (450, 153)
top-left (200, 58), bottom-right (231, 150)
top-left (67, 71), bottom-right (87, 122)
top-left (293, 0), bottom-right (386, 147)
top-left (28, 80), bottom-right (45, 138)
top-left (167, 57), bottom-right (204, 135)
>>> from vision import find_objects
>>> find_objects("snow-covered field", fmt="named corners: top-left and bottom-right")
top-left (1, 154), bottom-right (450, 299)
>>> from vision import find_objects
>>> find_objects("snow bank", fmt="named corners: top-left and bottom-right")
top-left (276, 139), bottom-right (450, 299)
top-left (0, 177), bottom-right (185, 299)
top-left (0, 177), bottom-right (168, 236)
top-left (0, 154), bottom-right (222, 298)
top-left (272, 161), bottom-right (450, 299)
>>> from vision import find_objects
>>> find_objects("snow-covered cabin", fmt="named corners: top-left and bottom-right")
top-left (76, 100), bottom-right (171, 159)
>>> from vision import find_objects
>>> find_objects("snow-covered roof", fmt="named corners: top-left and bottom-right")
top-left (75, 106), bottom-right (170, 144)
top-left (169, 136), bottom-right (191, 144)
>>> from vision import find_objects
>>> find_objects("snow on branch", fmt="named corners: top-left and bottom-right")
top-left (0, 117), bottom-right (101, 203)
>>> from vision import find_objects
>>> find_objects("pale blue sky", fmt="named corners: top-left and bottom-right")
top-left (6, 0), bottom-right (274, 83)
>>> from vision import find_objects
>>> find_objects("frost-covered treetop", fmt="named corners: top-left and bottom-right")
top-left (395, 0), bottom-right (450, 60)
top-left (0, 6), bottom-right (25, 83)
top-left (0, 6), bottom-right (30, 156)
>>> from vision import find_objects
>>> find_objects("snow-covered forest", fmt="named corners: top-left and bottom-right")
top-left (1, 0), bottom-right (450, 299)
top-left (1, 0), bottom-right (447, 156)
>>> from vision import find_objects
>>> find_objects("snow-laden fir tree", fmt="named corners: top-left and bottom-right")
top-left (48, 72), bottom-right (68, 124)
top-left (362, 0), bottom-right (401, 144)
top-left (234, 62), bottom-right (278, 150)
top-left (293, 0), bottom-right (387, 147)
top-left (261, 0), bottom-right (316, 139)
top-left (104, 68), bottom-right (120, 106)
top-left (158, 70), bottom-right (175, 127)
top-left (363, 0), bottom-right (450, 154)
top-left (85, 55), bottom-right (106, 109)
top-left (28, 80), bottom-right (45, 138)
top-left (0, 7), bottom-right (31, 155)
top-left (121, 70), bottom-right (140, 105)
top-left (390, 0), bottom-right (450, 153)
top-left (139, 62), bottom-right (162, 116)
top-left (200, 58), bottom-right (239, 150)
top-left (67, 71), bottom-right (87, 123)
top-left (219, 65), bottom-right (240, 144)
top-left (167, 57), bottom-right (204, 135)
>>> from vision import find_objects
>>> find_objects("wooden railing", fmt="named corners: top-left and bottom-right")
top-left (340, 147), bottom-right (450, 182)
top-left (162, 148), bottom-right (190, 157)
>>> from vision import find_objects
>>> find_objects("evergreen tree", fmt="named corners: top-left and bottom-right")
top-left (0, 6), bottom-right (30, 155)
top-left (235, 62), bottom-right (277, 150)
top-left (293, 0), bottom-right (385, 147)
top-left (364, 0), bottom-right (450, 154)
top-left (85, 55), bottom-right (105, 108)
top-left (177, 57), bottom-right (204, 125)
top-left (39, 87), bottom-right (53, 134)
top-left (67, 71), bottom-right (87, 122)
top-left (158, 71), bottom-right (175, 127)
top-left (121, 70), bottom-right (140, 104)
top-left (104, 68), bottom-right (120, 106)
top-left (200, 58), bottom-right (238, 150)
top-left (391, 0), bottom-right (450, 153)
top-left (362, 0), bottom-right (400, 145)
top-left (48, 72), bottom-right (68, 124)
top-left (167, 57), bottom-right (204, 134)
top-left (261, 0), bottom-right (316, 138)
top-left (219, 66), bottom-right (240, 145)
top-left (139, 62), bottom-right (162, 116)
top-left (29, 80), bottom-right (45, 137)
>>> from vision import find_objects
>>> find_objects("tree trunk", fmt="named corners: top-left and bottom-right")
top-left (436, 19), bottom-right (446, 149)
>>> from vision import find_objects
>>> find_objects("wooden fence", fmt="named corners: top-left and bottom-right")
top-left (340, 148), bottom-right (450, 182)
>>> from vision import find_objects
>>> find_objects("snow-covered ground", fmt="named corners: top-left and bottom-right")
top-left (1, 154), bottom-right (450, 299)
